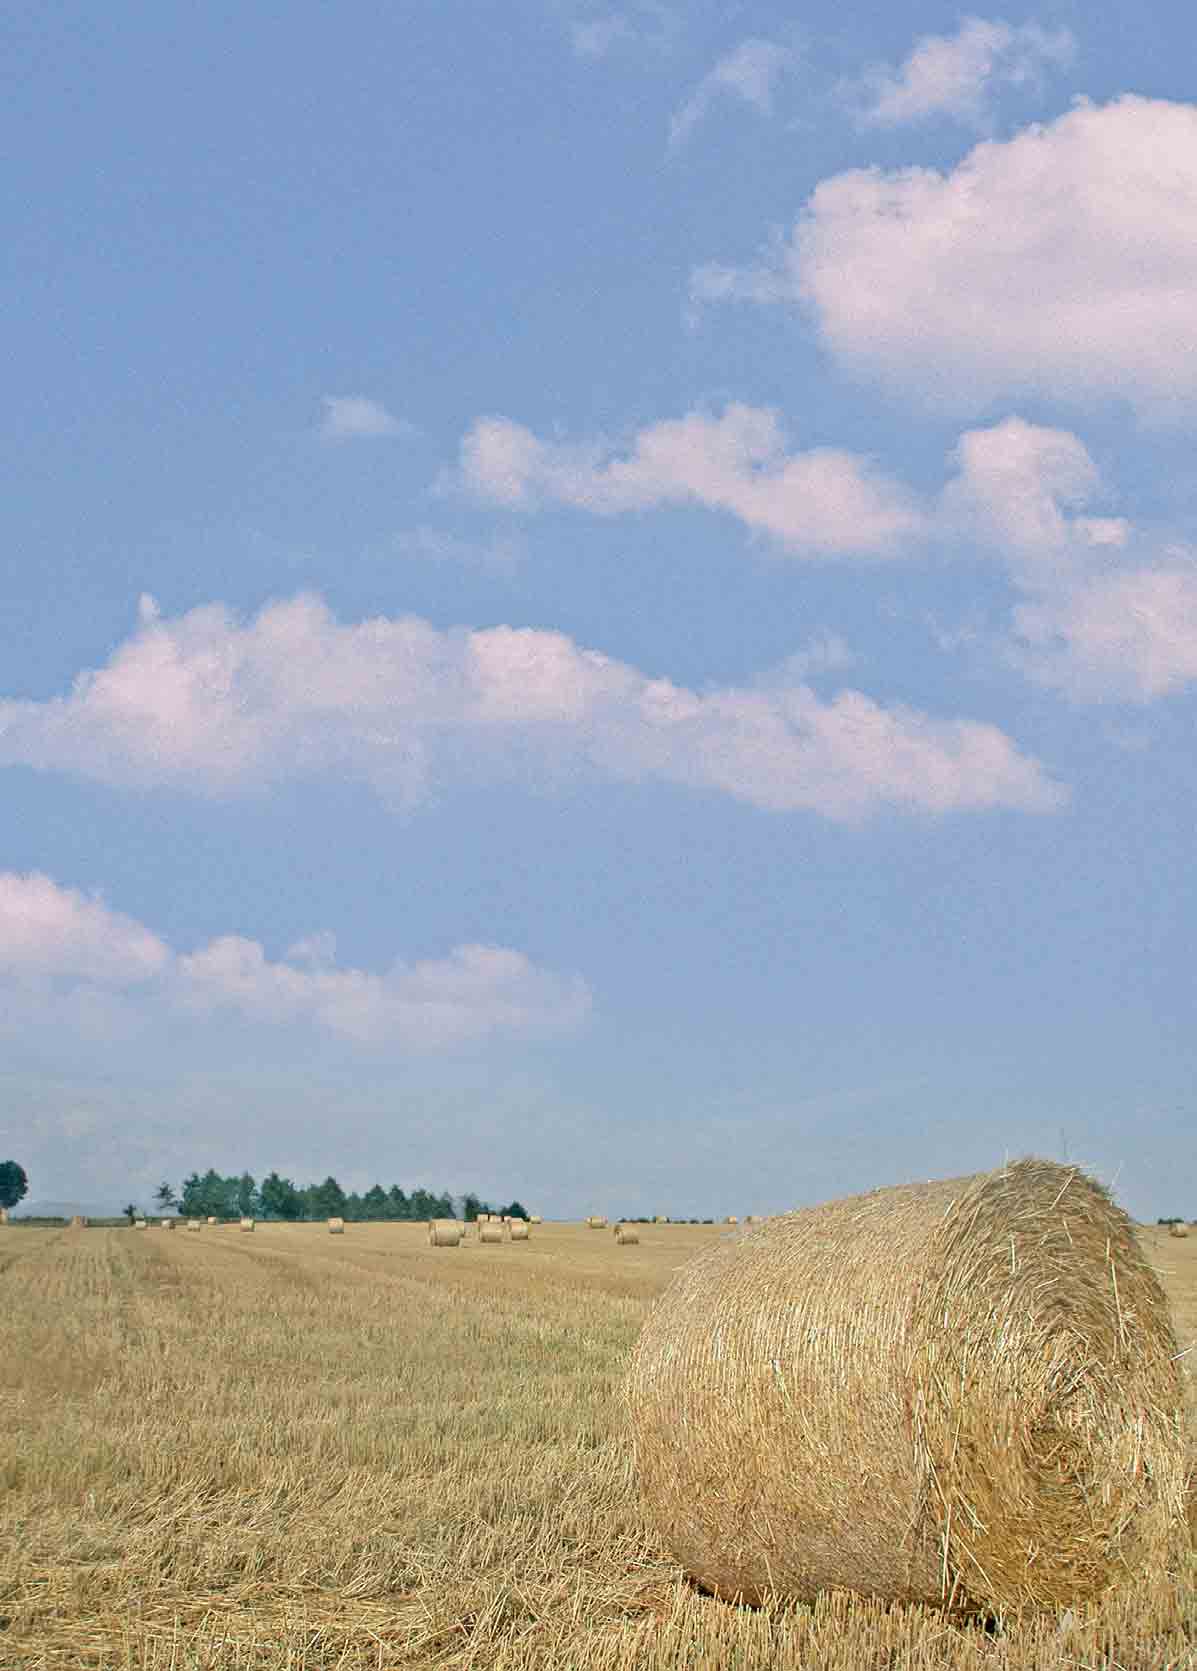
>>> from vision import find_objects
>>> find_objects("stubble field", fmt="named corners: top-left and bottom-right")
top-left (1, 1218), bottom-right (1194, 1670)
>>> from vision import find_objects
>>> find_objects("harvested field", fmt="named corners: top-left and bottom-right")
top-left (1, 1218), bottom-right (1193, 1669)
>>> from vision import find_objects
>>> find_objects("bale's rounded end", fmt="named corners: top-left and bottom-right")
top-left (628, 1158), bottom-right (1186, 1615)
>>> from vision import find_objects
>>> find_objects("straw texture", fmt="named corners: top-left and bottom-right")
top-left (615, 1225), bottom-right (640, 1245)
top-left (478, 1222), bottom-right (504, 1244)
top-left (328, 1217), bottom-right (345, 1234)
top-left (628, 1158), bottom-right (1186, 1614)
top-left (429, 1219), bottom-right (462, 1247)
top-left (509, 1219), bottom-right (530, 1241)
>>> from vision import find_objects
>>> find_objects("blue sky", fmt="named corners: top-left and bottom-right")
top-left (4, 0), bottom-right (1195, 1218)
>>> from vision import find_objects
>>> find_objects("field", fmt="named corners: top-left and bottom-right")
top-left (1, 1219), bottom-right (1193, 1670)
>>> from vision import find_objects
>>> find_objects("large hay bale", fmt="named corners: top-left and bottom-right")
top-left (206, 1215), bottom-right (218, 1225)
top-left (587, 1214), bottom-right (608, 1229)
top-left (328, 1217), bottom-right (345, 1234)
top-left (134, 1219), bottom-right (147, 1229)
top-left (615, 1224), bottom-right (640, 1245)
top-left (628, 1158), bottom-right (1185, 1614)
top-left (186, 1218), bottom-right (201, 1232)
top-left (429, 1219), bottom-right (462, 1247)
top-left (161, 1218), bottom-right (175, 1230)
top-left (509, 1219), bottom-right (530, 1241)
top-left (529, 1214), bottom-right (542, 1224)
top-left (1169, 1221), bottom-right (1189, 1238)
top-left (478, 1222), bottom-right (504, 1244)
top-left (240, 1217), bottom-right (255, 1232)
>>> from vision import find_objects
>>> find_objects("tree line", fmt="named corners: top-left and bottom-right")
top-left (156, 1169), bottom-right (528, 1224)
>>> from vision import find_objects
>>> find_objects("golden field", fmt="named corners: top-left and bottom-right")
top-left (1, 1217), bottom-right (1193, 1670)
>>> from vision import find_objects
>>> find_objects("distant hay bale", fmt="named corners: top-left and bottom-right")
top-left (529, 1214), bottom-right (542, 1224)
top-left (509, 1219), bottom-right (530, 1240)
top-left (0, 1207), bottom-right (8, 1225)
top-left (68, 1215), bottom-right (86, 1228)
top-left (161, 1218), bottom-right (175, 1230)
top-left (615, 1224), bottom-right (640, 1245)
top-left (134, 1219), bottom-right (147, 1229)
top-left (206, 1216), bottom-right (217, 1224)
top-left (478, 1222), bottom-right (504, 1244)
top-left (587, 1215), bottom-right (608, 1229)
top-left (327, 1217), bottom-right (345, 1234)
top-left (186, 1219), bottom-right (201, 1232)
top-left (429, 1219), bottom-right (462, 1247)
top-left (1169, 1221), bottom-right (1189, 1238)
top-left (653, 1215), bottom-right (667, 1224)
top-left (240, 1217), bottom-right (255, 1232)
top-left (628, 1158), bottom-right (1186, 1614)
top-left (724, 1215), bottom-right (738, 1225)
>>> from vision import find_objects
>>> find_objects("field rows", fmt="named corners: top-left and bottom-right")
top-left (1, 1220), bottom-right (1193, 1669)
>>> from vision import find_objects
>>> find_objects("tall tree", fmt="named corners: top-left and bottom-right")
top-left (310, 1175), bottom-right (347, 1218)
top-left (259, 1171), bottom-right (302, 1220)
top-left (235, 1172), bottom-right (258, 1216)
top-left (153, 1181), bottom-right (176, 1211)
top-left (0, 1160), bottom-right (29, 1211)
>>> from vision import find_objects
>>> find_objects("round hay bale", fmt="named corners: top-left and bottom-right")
top-left (240, 1217), bottom-right (255, 1232)
top-left (68, 1215), bottom-right (87, 1228)
top-left (587, 1214), bottom-right (608, 1229)
top-left (0, 1207), bottom-right (8, 1225)
top-left (161, 1218), bottom-right (175, 1230)
top-left (206, 1215), bottom-right (217, 1225)
top-left (724, 1215), bottom-right (738, 1225)
top-left (478, 1222), bottom-right (504, 1244)
top-left (628, 1158), bottom-right (1185, 1614)
top-left (529, 1214), bottom-right (542, 1225)
top-left (327, 1217), bottom-right (345, 1234)
top-left (134, 1219), bottom-right (147, 1229)
top-left (509, 1219), bottom-right (530, 1240)
top-left (615, 1224), bottom-right (640, 1245)
top-left (1169, 1221), bottom-right (1189, 1238)
top-left (186, 1219), bottom-right (201, 1232)
top-left (653, 1215), bottom-right (667, 1224)
top-left (429, 1219), bottom-right (462, 1247)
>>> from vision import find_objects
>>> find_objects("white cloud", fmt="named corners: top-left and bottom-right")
top-left (670, 39), bottom-right (796, 150)
top-left (0, 592), bottom-right (1060, 819)
top-left (851, 17), bottom-right (1074, 129)
top-left (694, 97), bottom-right (1197, 414)
top-left (459, 404), bottom-right (925, 555)
top-left (320, 396), bottom-right (411, 440)
top-left (943, 417), bottom-right (1197, 701)
top-left (567, 3), bottom-right (677, 58)
top-left (394, 525), bottom-right (524, 572)
top-left (0, 871), bottom-right (590, 1051)
top-left (0, 871), bottom-right (170, 985)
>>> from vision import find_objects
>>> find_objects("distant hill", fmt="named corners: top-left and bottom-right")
top-left (13, 1198), bottom-right (148, 1220)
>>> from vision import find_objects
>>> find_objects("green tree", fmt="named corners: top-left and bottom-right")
top-left (235, 1172), bottom-right (258, 1217)
top-left (259, 1171), bottom-right (302, 1220)
top-left (461, 1192), bottom-right (483, 1223)
top-left (362, 1184), bottom-right (387, 1219)
top-left (386, 1184), bottom-right (408, 1220)
top-left (0, 1160), bottom-right (29, 1211)
top-left (501, 1200), bottom-right (529, 1221)
top-left (310, 1176), bottom-right (347, 1218)
top-left (123, 1203), bottom-right (139, 1224)
top-left (153, 1181), bottom-right (176, 1212)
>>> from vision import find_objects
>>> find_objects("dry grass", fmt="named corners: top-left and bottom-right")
top-left (0, 1214), bottom-right (1193, 1670)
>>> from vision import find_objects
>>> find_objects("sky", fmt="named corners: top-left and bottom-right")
top-left (3, 0), bottom-right (1195, 1220)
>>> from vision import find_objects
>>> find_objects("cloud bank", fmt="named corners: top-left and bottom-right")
top-left (0, 593), bottom-right (1060, 819)
top-left (0, 872), bottom-right (590, 1050)
top-left (692, 96), bottom-right (1197, 414)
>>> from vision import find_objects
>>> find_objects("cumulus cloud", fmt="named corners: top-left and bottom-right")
top-left (670, 39), bottom-right (796, 150)
top-left (568, 3), bottom-right (677, 58)
top-left (320, 396), bottom-right (411, 440)
top-left (0, 593), bottom-right (1060, 819)
top-left (693, 96), bottom-right (1197, 414)
top-left (851, 16), bottom-right (1074, 129)
top-left (459, 404), bottom-right (925, 556)
top-left (0, 871), bottom-right (590, 1050)
top-left (944, 417), bottom-right (1197, 701)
